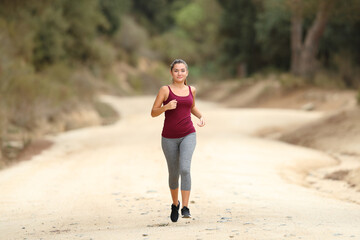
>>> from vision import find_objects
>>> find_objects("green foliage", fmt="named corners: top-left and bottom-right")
top-left (152, 29), bottom-right (200, 64)
top-left (218, 0), bottom-right (259, 76)
top-left (32, 5), bottom-right (68, 69)
top-left (6, 0), bottom-right (119, 71)
top-left (0, 60), bottom-right (96, 129)
top-left (152, 0), bottom-right (221, 78)
top-left (114, 16), bottom-right (149, 54)
top-left (358, 90), bottom-right (360, 105)
top-left (313, 70), bottom-right (346, 89)
top-left (218, 0), bottom-right (360, 82)
top-left (86, 38), bottom-right (117, 77)
top-left (149, 62), bottom-right (171, 86)
top-left (278, 73), bottom-right (307, 89)
top-left (331, 51), bottom-right (360, 88)
top-left (175, 2), bottom-right (204, 32)
top-left (255, 0), bottom-right (291, 70)
top-left (319, 21), bottom-right (360, 88)
top-left (61, 0), bottom-right (107, 63)
top-left (1, 61), bottom-right (51, 129)
top-left (176, 0), bottom-right (221, 58)
top-left (113, 16), bottom-right (150, 67)
top-left (1, 0), bottom-right (360, 144)
top-left (128, 74), bottom-right (143, 93)
top-left (99, 0), bottom-right (131, 35)
top-left (131, 0), bottom-right (174, 34)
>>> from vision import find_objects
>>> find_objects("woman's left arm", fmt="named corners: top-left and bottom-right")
top-left (191, 86), bottom-right (205, 127)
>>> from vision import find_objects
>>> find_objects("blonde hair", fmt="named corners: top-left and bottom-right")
top-left (170, 59), bottom-right (188, 85)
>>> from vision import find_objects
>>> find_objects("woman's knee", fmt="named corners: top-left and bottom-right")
top-left (180, 167), bottom-right (190, 177)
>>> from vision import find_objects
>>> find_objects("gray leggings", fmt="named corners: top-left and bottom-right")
top-left (161, 132), bottom-right (196, 191)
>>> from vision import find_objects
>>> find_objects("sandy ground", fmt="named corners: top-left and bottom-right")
top-left (0, 95), bottom-right (360, 240)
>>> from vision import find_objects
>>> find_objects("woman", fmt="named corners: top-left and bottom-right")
top-left (151, 59), bottom-right (205, 222)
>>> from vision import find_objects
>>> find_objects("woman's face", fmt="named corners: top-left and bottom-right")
top-left (171, 63), bottom-right (188, 83)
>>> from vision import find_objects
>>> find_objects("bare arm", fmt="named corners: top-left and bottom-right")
top-left (190, 86), bottom-right (205, 127)
top-left (151, 86), bottom-right (177, 117)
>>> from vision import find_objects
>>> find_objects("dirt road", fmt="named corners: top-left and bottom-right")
top-left (0, 96), bottom-right (359, 240)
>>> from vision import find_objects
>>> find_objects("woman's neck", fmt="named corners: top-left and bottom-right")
top-left (171, 82), bottom-right (186, 89)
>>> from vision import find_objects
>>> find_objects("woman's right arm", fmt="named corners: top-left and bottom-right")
top-left (151, 86), bottom-right (176, 117)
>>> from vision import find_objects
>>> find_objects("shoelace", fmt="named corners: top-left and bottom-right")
top-left (182, 207), bottom-right (190, 214)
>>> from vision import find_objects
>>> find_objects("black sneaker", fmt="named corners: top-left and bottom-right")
top-left (181, 206), bottom-right (191, 218)
top-left (170, 201), bottom-right (180, 222)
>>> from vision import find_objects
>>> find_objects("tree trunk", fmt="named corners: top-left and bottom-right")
top-left (237, 63), bottom-right (247, 78)
top-left (291, 0), bottom-right (334, 79)
top-left (290, 0), bottom-right (303, 75)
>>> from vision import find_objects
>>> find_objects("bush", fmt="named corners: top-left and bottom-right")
top-left (151, 29), bottom-right (200, 64)
top-left (332, 51), bottom-right (360, 88)
top-left (87, 38), bottom-right (117, 75)
top-left (0, 59), bottom-right (97, 130)
top-left (93, 101), bottom-right (119, 125)
top-left (32, 5), bottom-right (68, 70)
top-left (114, 16), bottom-right (149, 54)
top-left (313, 70), bottom-right (346, 89)
top-left (278, 73), bottom-right (307, 89)
top-left (128, 74), bottom-right (143, 93)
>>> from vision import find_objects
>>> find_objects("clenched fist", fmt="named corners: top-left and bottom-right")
top-left (166, 100), bottom-right (177, 110)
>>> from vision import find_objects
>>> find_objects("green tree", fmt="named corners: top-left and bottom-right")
top-left (151, 0), bottom-right (221, 75)
top-left (32, 2), bottom-right (68, 69)
top-left (131, 0), bottom-right (173, 34)
top-left (218, 0), bottom-right (259, 77)
top-left (289, 0), bottom-right (360, 79)
top-left (255, 0), bottom-right (291, 70)
top-left (175, 0), bottom-right (221, 69)
top-left (61, 0), bottom-right (106, 62)
top-left (98, 0), bottom-right (131, 35)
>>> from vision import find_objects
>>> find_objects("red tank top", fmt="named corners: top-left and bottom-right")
top-left (162, 85), bottom-right (196, 138)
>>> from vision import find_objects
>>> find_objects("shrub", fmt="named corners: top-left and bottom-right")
top-left (128, 74), bottom-right (143, 93)
top-left (313, 70), bottom-right (346, 89)
top-left (278, 73), bottom-right (307, 89)
top-left (114, 16), bottom-right (149, 54)
top-left (93, 101), bottom-right (119, 125)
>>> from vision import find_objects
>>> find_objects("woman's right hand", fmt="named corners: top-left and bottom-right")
top-left (166, 100), bottom-right (177, 110)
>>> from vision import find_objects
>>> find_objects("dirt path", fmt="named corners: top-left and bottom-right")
top-left (0, 95), bottom-right (359, 240)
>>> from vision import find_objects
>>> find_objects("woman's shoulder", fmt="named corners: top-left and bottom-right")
top-left (189, 85), bottom-right (196, 95)
top-left (159, 85), bottom-right (170, 93)
top-left (158, 86), bottom-right (170, 101)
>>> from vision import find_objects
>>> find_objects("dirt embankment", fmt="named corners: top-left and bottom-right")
top-left (0, 102), bottom-right (119, 169)
top-left (198, 79), bottom-right (360, 201)
top-left (278, 109), bottom-right (360, 192)
top-left (197, 79), bottom-right (356, 111)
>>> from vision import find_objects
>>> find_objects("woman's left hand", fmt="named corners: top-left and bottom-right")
top-left (197, 117), bottom-right (205, 127)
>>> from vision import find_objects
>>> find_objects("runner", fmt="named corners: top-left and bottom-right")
top-left (151, 59), bottom-right (205, 222)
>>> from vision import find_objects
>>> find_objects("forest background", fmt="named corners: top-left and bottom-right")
top-left (0, 0), bottom-right (359, 165)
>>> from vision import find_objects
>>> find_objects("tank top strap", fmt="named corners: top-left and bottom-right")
top-left (188, 85), bottom-right (193, 98)
top-left (167, 85), bottom-right (174, 98)
top-left (167, 85), bottom-right (173, 95)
